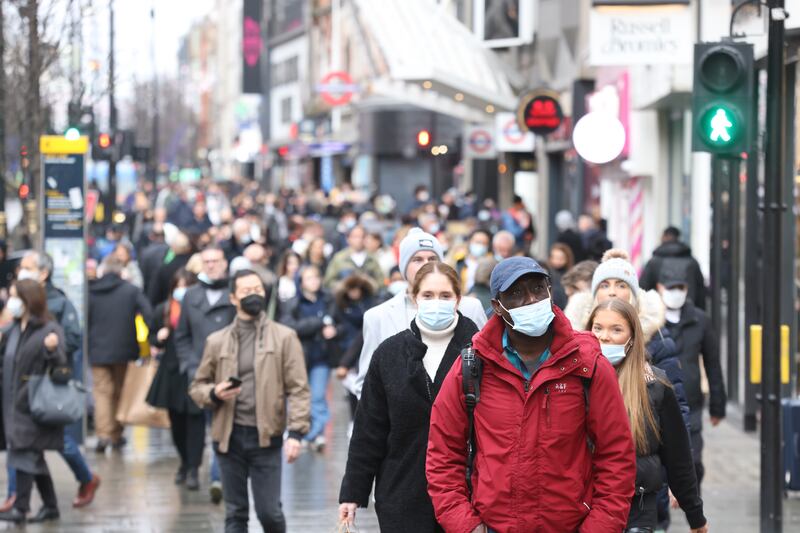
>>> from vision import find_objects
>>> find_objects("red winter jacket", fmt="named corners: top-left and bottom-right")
top-left (426, 308), bottom-right (636, 533)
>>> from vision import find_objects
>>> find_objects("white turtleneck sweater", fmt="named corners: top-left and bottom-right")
top-left (416, 315), bottom-right (459, 381)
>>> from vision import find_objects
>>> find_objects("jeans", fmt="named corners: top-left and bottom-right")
top-left (6, 429), bottom-right (92, 496)
top-left (216, 425), bottom-right (285, 533)
top-left (305, 365), bottom-right (330, 442)
top-left (205, 409), bottom-right (221, 483)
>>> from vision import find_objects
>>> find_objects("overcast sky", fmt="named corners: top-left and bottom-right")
top-left (85, 0), bottom-right (215, 98)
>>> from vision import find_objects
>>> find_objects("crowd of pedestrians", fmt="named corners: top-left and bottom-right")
top-left (0, 177), bottom-right (725, 532)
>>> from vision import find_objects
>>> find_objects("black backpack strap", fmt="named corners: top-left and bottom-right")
top-left (461, 343), bottom-right (482, 498)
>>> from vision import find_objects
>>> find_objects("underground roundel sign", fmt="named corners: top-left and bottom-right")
top-left (317, 71), bottom-right (359, 107)
top-left (516, 90), bottom-right (564, 136)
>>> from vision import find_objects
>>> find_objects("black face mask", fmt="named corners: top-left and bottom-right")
top-left (201, 276), bottom-right (228, 290)
top-left (240, 294), bottom-right (266, 317)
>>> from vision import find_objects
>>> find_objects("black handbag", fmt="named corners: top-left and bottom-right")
top-left (27, 368), bottom-right (86, 426)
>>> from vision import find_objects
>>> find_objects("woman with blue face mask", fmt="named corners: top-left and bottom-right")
top-left (339, 262), bottom-right (478, 532)
top-left (588, 299), bottom-right (708, 533)
top-left (145, 268), bottom-right (206, 491)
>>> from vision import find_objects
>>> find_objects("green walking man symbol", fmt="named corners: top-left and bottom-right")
top-left (710, 108), bottom-right (733, 143)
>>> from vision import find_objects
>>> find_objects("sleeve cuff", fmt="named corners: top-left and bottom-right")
top-left (209, 388), bottom-right (224, 406)
top-left (287, 430), bottom-right (304, 441)
top-left (686, 509), bottom-right (707, 530)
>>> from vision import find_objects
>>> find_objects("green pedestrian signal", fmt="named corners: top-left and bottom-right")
top-left (691, 42), bottom-right (753, 155)
top-left (700, 106), bottom-right (739, 147)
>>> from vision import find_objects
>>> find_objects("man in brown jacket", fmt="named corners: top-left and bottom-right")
top-left (190, 269), bottom-right (310, 533)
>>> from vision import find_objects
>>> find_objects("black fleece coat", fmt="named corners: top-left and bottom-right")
top-left (339, 313), bottom-right (478, 533)
top-left (664, 301), bottom-right (726, 417)
top-left (627, 368), bottom-right (705, 530)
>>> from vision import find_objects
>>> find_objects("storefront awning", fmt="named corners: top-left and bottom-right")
top-left (352, 0), bottom-right (516, 122)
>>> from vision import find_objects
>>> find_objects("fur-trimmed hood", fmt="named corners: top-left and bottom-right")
top-left (563, 288), bottom-right (666, 342)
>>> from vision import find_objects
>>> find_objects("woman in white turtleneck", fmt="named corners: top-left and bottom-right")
top-left (339, 262), bottom-right (479, 532)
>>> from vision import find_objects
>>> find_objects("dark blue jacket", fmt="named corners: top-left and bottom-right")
top-left (647, 327), bottom-right (692, 437)
top-left (279, 291), bottom-right (337, 368)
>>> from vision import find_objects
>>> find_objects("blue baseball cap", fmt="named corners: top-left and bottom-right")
top-left (490, 256), bottom-right (550, 297)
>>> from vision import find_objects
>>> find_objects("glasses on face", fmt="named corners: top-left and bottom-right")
top-left (501, 278), bottom-right (550, 308)
top-left (203, 257), bottom-right (224, 265)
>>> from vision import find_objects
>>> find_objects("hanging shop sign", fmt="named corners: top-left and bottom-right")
top-left (589, 4), bottom-right (693, 66)
top-left (242, 0), bottom-right (264, 94)
top-left (516, 90), bottom-right (564, 136)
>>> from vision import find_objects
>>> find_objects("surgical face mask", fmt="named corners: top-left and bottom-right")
top-left (240, 294), bottom-right (266, 317)
top-left (17, 269), bottom-right (39, 282)
top-left (499, 296), bottom-right (555, 338)
top-left (662, 289), bottom-right (688, 310)
top-left (6, 296), bottom-right (24, 319)
top-left (416, 299), bottom-right (456, 331)
top-left (172, 287), bottom-right (187, 302)
top-left (469, 243), bottom-right (488, 258)
top-left (601, 343), bottom-right (628, 366)
top-left (418, 192), bottom-right (430, 202)
top-left (388, 280), bottom-right (408, 296)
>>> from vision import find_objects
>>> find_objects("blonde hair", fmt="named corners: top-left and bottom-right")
top-left (588, 298), bottom-right (659, 454)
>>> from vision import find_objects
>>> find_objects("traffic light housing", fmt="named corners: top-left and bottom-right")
top-left (94, 133), bottom-right (113, 160)
top-left (691, 42), bottom-right (754, 155)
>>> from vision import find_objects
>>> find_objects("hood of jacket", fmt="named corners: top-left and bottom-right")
top-left (89, 273), bottom-right (126, 294)
top-left (564, 287), bottom-right (666, 343)
top-left (653, 241), bottom-right (692, 259)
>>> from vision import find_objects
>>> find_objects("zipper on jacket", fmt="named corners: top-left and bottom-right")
top-left (544, 386), bottom-right (551, 428)
top-left (524, 379), bottom-right (530, 393)
top-left (425, 375), bottom-right (433, 402)
top-left (636, 486), bottom-right (646, 509)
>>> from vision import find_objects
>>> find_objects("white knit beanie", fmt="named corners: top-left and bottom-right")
top-left (399, 228), bottom-right (444, 280)
top-left (591, 249), bottom-right (639, 296)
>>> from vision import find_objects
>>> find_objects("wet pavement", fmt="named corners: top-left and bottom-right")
top-left (0, 382), bottom-right (379, 532)
top-left (2, 383), bottom-right (800, 532)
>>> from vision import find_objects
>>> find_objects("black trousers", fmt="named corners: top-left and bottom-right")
top-left (168, 410), bottom-right (206, 469)
top-left (15, 472), bottom-right (57, 513)
top-left (216, 425), bottom-right (285, 533)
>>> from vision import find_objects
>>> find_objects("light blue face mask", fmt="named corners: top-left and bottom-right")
top-left (417, 299), bottom-right (457, 331)
top-left (469, 243), bottom-right (488, 258)
top-left (500, 296), bottom-right (555, 338)
top-left (172, 287), bottom-right (187, 303)
top-left (600, 343), bottom-right (628, 366)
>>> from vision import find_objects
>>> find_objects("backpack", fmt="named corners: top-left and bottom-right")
top-left (461, 345), bottom-right (593, 497)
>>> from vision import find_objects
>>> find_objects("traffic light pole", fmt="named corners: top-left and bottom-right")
top-left (106, 0), bottom-right (117, 223)
top-left (760, 1), bottom-right (785, 531)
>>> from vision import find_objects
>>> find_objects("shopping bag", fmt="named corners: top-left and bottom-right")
top-left (135, 314), bottom-right (150, 357)
top-left (116, 359), bottom-right (170, 428)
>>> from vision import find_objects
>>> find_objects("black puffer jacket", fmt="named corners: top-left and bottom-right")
top-left (339, 314), bottom-right (478, 533)
top-left (627, 368), bottom-right (706, 530)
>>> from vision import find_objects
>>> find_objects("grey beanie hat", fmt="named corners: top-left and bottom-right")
top-left (399, 228), bottom-right (444, 280)
top-left (591, 249), bottom-right (639, 296)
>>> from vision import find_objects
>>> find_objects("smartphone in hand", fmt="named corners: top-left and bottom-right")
top-left (225, 377), bottom-right (243, 390)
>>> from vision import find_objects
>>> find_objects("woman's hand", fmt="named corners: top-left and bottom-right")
top-left (322, 325), bottom-right (337, 340)
top-left (43, 332), bottom-right (59, 352)
top-left (339, 502), bottom-right (357, 526)
top-left (335, 366), bottom-right (349, 380)
top-left (156, 327), bottom-right (170, 343)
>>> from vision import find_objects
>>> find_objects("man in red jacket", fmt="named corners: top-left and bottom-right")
top-left (427, 257), bottom-right (636, 533)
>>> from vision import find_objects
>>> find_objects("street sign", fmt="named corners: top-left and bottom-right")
top-left (464, 125), bottom-right (496, 159)
top-left (316, 71), bottom-right (360, 106)
top-left (495, 112), bottom-right (535, 152)
top-left (516, 90), bottom-right (564, 135)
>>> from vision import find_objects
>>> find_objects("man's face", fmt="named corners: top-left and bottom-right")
top-left (201, 249), bottom-right (228, 280)
top-left (493, 236), bottom-right (514, 260)
top-left (405, 250), bottom-right (439, 282)
top-left (231, 274), bottom-right (265, 312)
top-left (491, 274), bottom-right (551, 327)
top-left (348, 227), bottom-right (366, 252)
top-left (470, 233), bottom-right (490, 254)
top-left (19, 255), bottom-right (46, 285)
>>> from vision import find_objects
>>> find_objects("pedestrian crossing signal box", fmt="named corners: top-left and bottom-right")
top-left (691, 42), bottom-right (754, 155)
